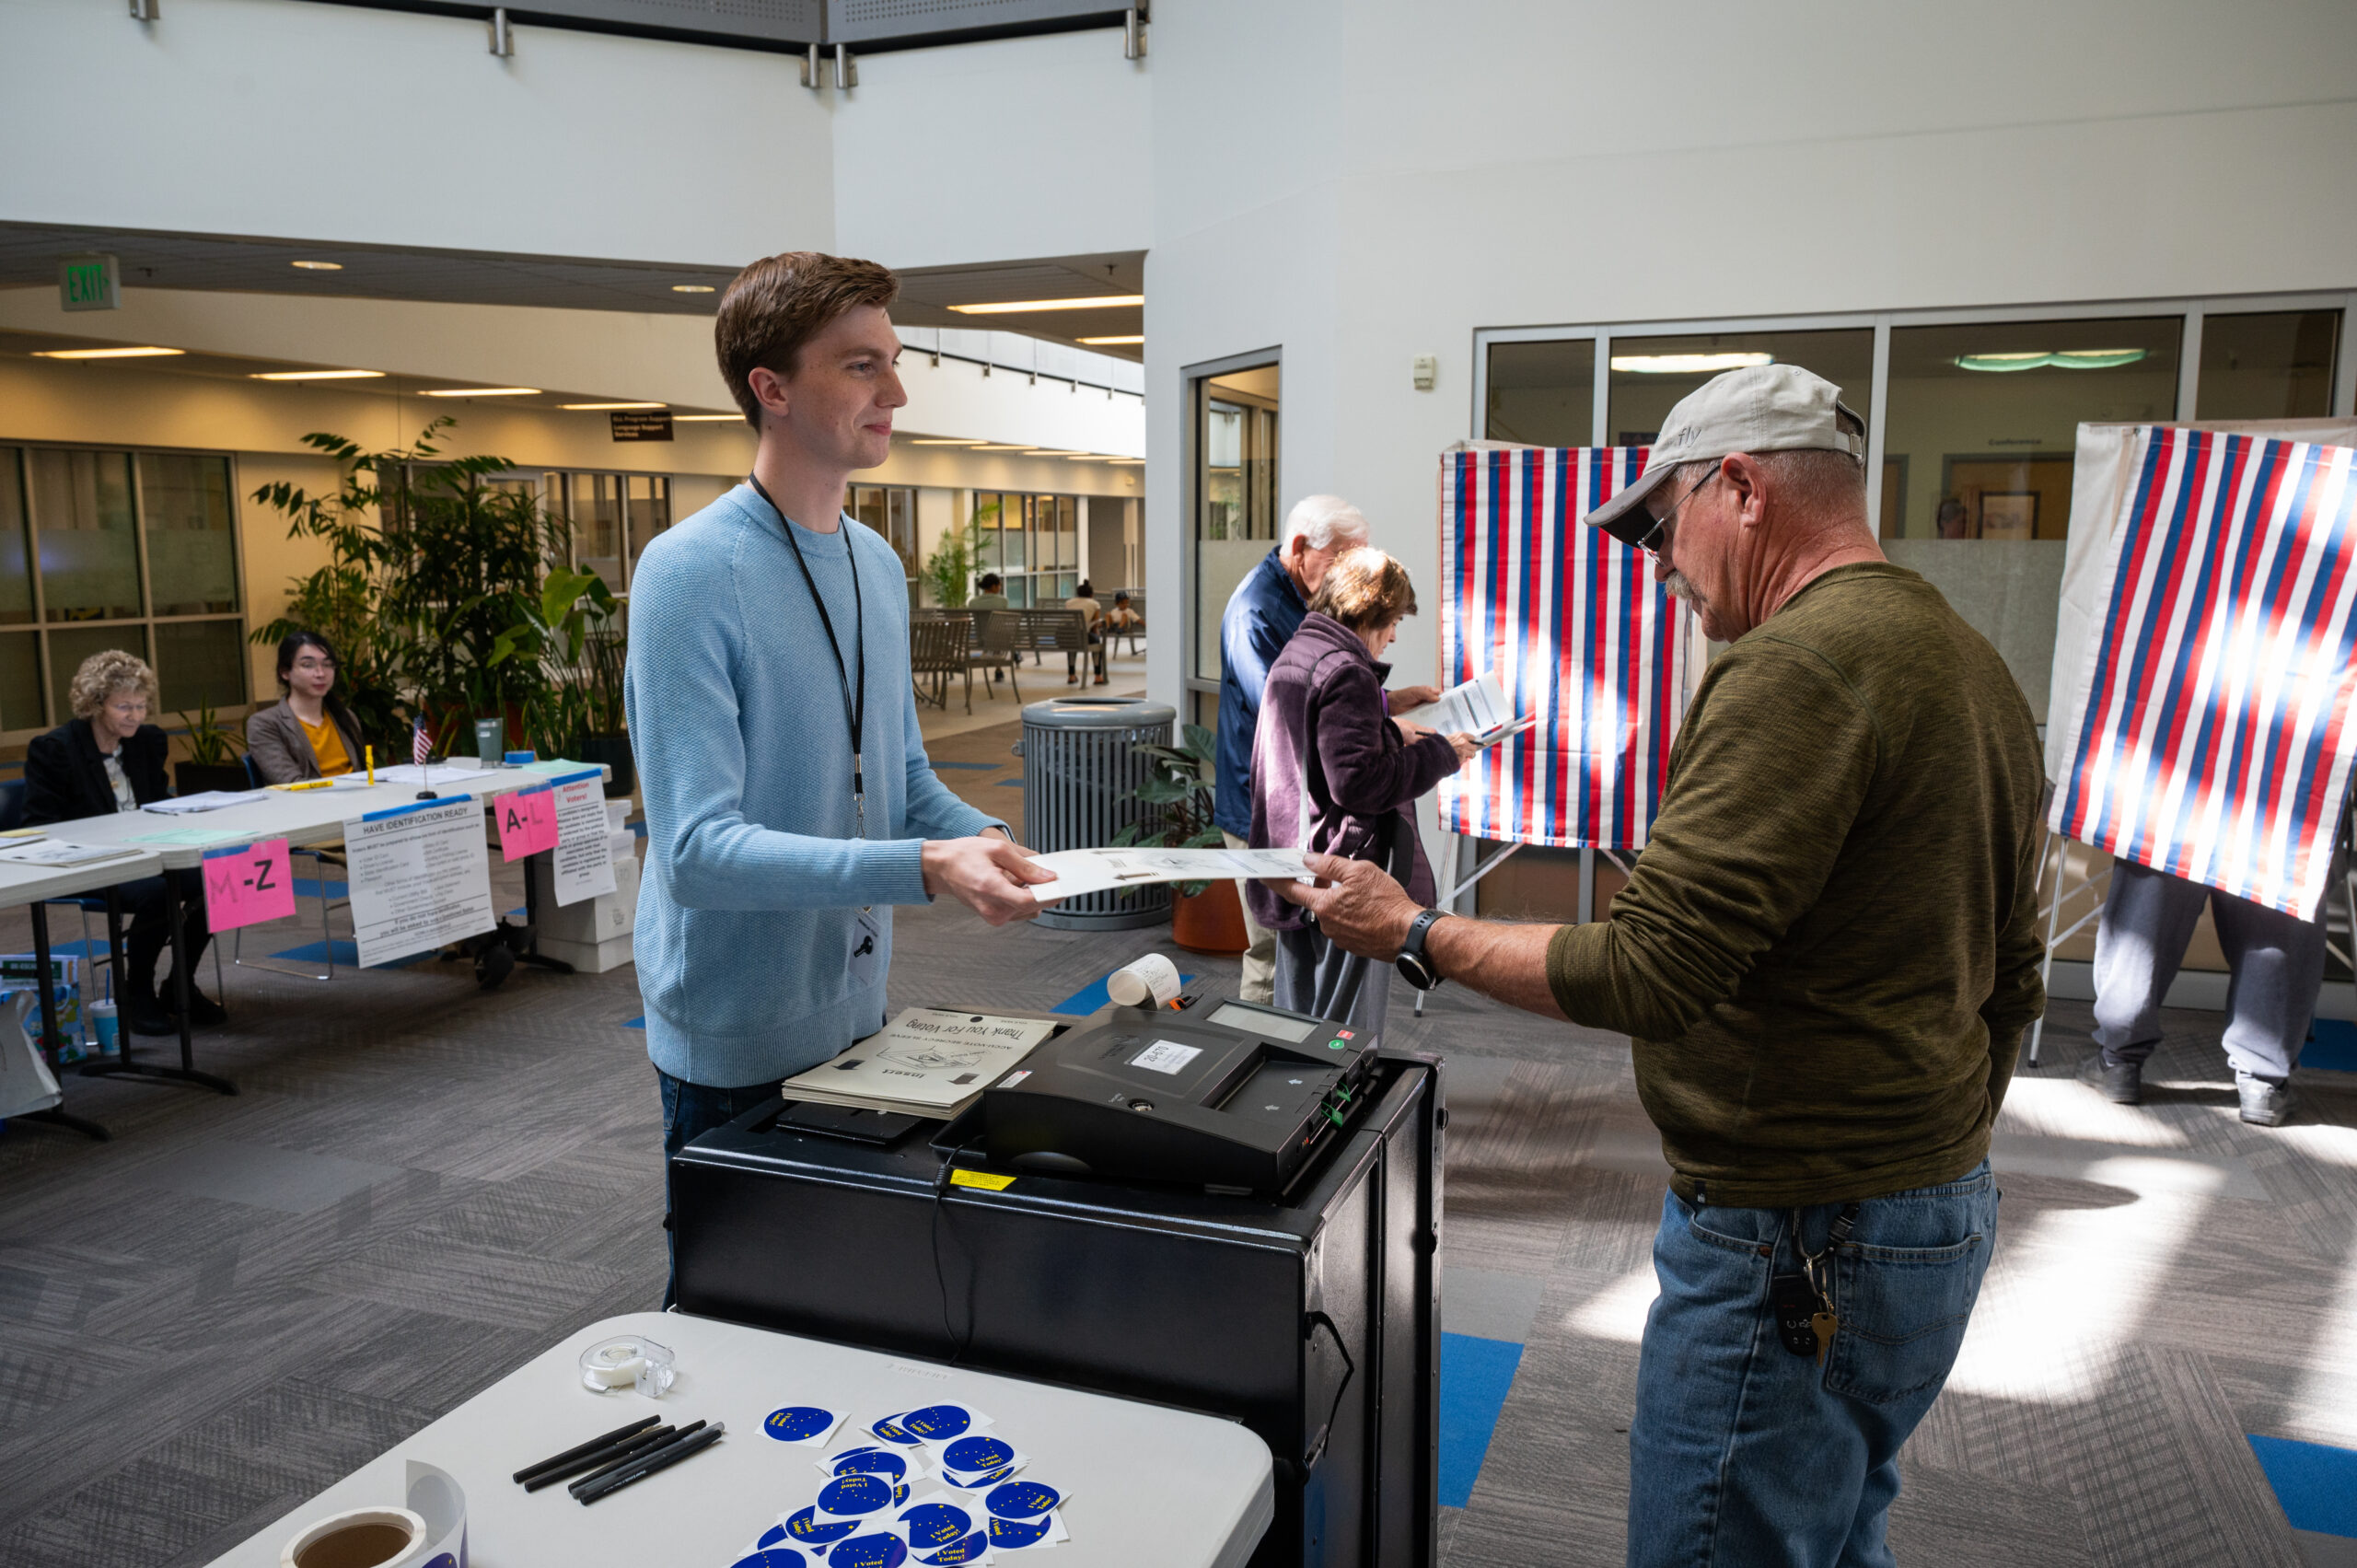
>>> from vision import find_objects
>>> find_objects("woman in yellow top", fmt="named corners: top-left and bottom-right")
top-left (246, 631), bottom-right (367, 783)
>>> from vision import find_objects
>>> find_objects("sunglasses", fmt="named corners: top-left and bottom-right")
top-left (1634, 467), bottom-right (1720, 557)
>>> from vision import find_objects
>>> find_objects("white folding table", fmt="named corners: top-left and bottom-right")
top-left (205, 1311), bottom-right (1273, 1568)
top-left (0, 846), bottom-right (166, 1139)
top-left (41, 763), bottom-right (610, 1096)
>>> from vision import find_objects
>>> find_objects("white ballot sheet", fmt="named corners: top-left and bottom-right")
top-left (549, 772), bottom-right (618, 906)
top-left (372, 761), bottom-right (494, 786)
top-left (783, 1007), bottom-right (1060, 1112)
top-left (142, 790), bottom-right (268, 815)
top-left (344, 798), bottom-right (497, 968)
top-left (1025, 844), bottom-right (1313, 902)
top-left (1392, 670), bottom-right (1522, 740)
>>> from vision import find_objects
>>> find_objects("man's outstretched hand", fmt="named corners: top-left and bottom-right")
top-left (1271, 852), bottom-right (1422, 960)
top-left (923, 835), bottom-right (1057, 925)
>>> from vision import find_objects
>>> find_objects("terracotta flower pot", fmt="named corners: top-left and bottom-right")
top-left (1170, 878), bottom-right (1248, 955)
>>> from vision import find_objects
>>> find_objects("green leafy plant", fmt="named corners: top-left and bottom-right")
top-left (925, 522), bottom-right (972, 609)
top-left (176, 703), bottom-right (244, 767)
top-left (496, 566), bottom-right (627, 754)
top-left (1111, 722), bottom-right (1224, 895)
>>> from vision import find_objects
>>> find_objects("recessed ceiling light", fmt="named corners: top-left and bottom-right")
top-left (1023, 449), bottom-right (1083, 457)
top-left (671, 285), bottom-right (716, 294)
top-left (560, 401), bottom-right (668, 411)
top-left (1077, 335), bottom-right (1145, 346)
top-left (33, 345), bottom-right (184, 360)
top-left (673, 412), bottom-right (744, 422)
top-left (969, 444), bottom-right (1030, 451)
top-left (1956, 349), bottom-right (2149, 373)
top-left (910, 438), bottom-right (984, 446)
top-left (1106, 458), bottom-right (1144, 466)
top-left (251, 368), bottom-right (385, 381)
top-left (290, 260), bottom-right (343, 271)
top-left (1063, 454), bottom-right (1109, 461)
top-left (947, 295), bottom-right (1144, 315)
top-left (1609, 352), bottom-right (1773, 375)
top-left (419, 387), bottom-right (540, 398)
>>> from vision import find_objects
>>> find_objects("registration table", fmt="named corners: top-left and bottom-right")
top-left (0, 846), bottom-right (166, 1137)
top-left (39, 762), bottom-right (610, 1096)
top-left (205, 1311), bottom-right (1273, 1568)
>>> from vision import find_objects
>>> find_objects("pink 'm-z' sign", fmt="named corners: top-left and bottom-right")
top-left (203, 838), bottom-right (296, 932)
top-left (496, 784), bottom-right (558, 861)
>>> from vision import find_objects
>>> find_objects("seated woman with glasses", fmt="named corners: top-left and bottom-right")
top-left (246, 632), bottom-right (366, 784)
top-left (22, 649), bottom-right (223, 1035)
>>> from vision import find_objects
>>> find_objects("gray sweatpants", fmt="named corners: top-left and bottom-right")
top-left (2091, 858), bottom-right (2326, 1084)
top-left (1273, 924), bottom-right (1394, 1036)
top-left (1224, 830), bottom-right (1277, 1005)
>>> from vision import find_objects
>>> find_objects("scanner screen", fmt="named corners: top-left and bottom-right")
top-left (1206, 1002), bottom-right (1319, 1042)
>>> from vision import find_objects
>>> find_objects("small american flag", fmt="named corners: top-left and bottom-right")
top-left (412, 718), bottom-right (431, 767)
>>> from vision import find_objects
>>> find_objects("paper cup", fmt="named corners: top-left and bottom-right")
top-left (89, 1001), bottom-right (118, 1052)
top-left (279, 1506), bottom-right (424, 1568)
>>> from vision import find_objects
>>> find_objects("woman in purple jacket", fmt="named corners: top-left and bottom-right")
top-left (1248, 550), bottom-right (1476, 1032)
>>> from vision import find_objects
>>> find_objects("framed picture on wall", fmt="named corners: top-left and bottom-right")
top-left (1979, 492), bottom-right (2038, 540)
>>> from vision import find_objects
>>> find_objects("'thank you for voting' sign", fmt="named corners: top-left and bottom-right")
top-left (343, 797), bottom-right (496, 968)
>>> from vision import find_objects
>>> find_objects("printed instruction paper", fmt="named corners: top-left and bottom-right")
top-left (344, 798), bottom-right (496, 968)
top-left (1390, 670), bottom-right (1521, 739)
top-left (1024, 844), bottom-right (1313, 902)
top-left (549, 772), bottom-right (618, 906)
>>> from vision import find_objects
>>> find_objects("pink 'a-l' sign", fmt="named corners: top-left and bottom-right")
top-left (202, 838), bottom-right (297, 932)
top-left (496, 784), bottom-right (559, 861)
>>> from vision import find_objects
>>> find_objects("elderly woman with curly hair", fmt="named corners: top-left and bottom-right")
top-left (23, 649), bottom-right (221, 1035)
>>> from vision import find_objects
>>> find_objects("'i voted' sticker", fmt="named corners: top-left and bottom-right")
top-left (939, 1436), bottom-right (1017, 1477)
top-left (732, 1551), bottom-right (809, 1568)
top-left (867, 1413), bottom-right (924, 1446)
top-left (912, 1533), bottom-right (990, 1567)
top-left (899, 1404), bottom-right (986, 1443)
top-left (987, 1512), bottom-right (1066, 1551)
top-left (819, 1444), bottom-right (924, 1484)
top-left (822, 1534), bottom-right (909, 1568)
top-left (784, 1508), bottom-right (858, 1546)
top-left (984, 1480), bottom-right (1065, 1519)
top-left (896, 1499), bottom-right (975, 1549)
top-left (765, 1406), bottom-right (846, 1446)
top-left (816, 1474), bottom-right (897, 1518)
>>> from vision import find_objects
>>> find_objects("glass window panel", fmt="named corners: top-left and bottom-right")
top-left (0, 631), bottom-right (39, 730)
top-left (1055, 494), bottom-right (1077, 568)
top-left (1003, 498), bottom-right (1028, 570)
top-left (1881, 314), bottom-right (2183, 725)
top-left (137, 453), bottom-right (238, 616)
top-left (625, 475), bottom-right (669, 580)
top-left (567, 473), bottom-right (624, 593)
top-left (2198, 309), bottom-right (2341, 420)
top-left (47, 625), bottom-right (146, 727)
top-left (1195, 364), bottom-right (1280, 682)
top-left (153, 618), bottom-right (246, 714)
top-left (972, 494), bottom-right (1003, 571)
top-left (1608, 329), bottom-right (1872, 447)
top-left (1486, 339), bottom-right (1596, 445)
top-left (0, 448), bottom-right (30, 625)
top-left (1008, 576), bottom-right (1032, 609)
top-left (29, 448), bottom-right (142, 621)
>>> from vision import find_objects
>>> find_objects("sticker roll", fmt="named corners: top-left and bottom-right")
top-left (279, 1462), bottom-right (466, 1568)
top-left (1105, 953), bottom-right (1181, 1008)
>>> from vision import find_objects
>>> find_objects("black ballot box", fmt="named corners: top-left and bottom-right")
top-left (670, 1037), bottom-right (1443, 1568)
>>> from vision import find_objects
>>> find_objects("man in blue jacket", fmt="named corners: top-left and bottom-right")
top-left (1215, 494), bottom-right (1433, 1002)
top-left (627, 250), bottom-right (1054, 1300)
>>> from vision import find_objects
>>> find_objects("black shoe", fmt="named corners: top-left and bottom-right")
top-left (2237, 1074), bottom-right (2295, 1126)
top-left (124, 993), bottom-right (178, 1036)
top-left (2076, 1050), bottom-right (2141, 1104)
top-left (168, 988), bottom-right (228, 1028)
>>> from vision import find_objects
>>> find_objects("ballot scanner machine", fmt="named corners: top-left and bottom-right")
top-left (670, 993), bottom-right (1442, 1568)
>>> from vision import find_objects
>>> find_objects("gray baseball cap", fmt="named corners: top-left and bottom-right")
top-left (1584, 364), bottom-right (1865, 545)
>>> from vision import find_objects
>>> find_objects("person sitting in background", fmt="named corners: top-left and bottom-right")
top-left (246, 631), bottom-right (366, 784)
top-left (1106, 590), bottom-right (1142, 635)
top-left (22, 650), bottom-right (222, 1035)
top-left (1063, 577), bottom-right (1106, 685)
top-left (969, 572), bottom-right (1010, 610)
top-left (1935, 497), bottom-right (1970, 540)
top-left (1248, 548), bottom-right (1472, 1033)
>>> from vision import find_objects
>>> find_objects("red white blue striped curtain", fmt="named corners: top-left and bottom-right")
top-left (1437, 446), bottom-right (1693, 851)
top-left (2053, 426), bottom-right (2357, 919)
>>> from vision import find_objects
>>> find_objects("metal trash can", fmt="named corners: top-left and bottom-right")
top-left (1018, 695), bottom-right (1178, 930)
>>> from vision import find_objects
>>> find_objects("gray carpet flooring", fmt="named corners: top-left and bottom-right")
top-left (1, 855), bottom-right (2351, 1566)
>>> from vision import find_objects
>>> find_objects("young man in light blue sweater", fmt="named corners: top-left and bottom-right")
top-left (627, 251), bottom-right (1055, 1300)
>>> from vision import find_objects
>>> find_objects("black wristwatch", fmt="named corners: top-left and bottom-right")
top-left (1396, 908), bottom-right (1449, 991)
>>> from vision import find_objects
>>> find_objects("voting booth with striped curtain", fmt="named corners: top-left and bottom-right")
top-left (1435, 444), bottom-right (1694, 854)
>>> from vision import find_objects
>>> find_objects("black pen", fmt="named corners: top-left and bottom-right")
top-left (513, 1416), bottom-right (660, 1486)
top-left (568, 1419), bottom-right (705, 1495)
top-left (576, 1423), bottom-right (726, 1504)
top-left (523, 1423), bottom-right (676, 1493)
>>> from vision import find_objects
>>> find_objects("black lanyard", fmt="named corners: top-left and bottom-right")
top-left (749, 475), bottom-right (866, 833)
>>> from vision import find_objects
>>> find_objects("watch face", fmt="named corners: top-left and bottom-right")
top-left (1395, 953), bottom-right (1436, 991)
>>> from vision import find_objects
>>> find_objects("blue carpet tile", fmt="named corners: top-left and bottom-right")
top-left (2302, 1018), bottom-right (2357, 1072)
top-left (1438, 1331), bottom-right (1525, 1509)
top-left (266, 939), bottom-right (434, 971)
top-left (2248, 1433), bottom-right (2357, 1537)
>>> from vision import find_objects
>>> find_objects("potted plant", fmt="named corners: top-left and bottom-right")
top-left (500, 567), bottom-right (635, 796)
top-left (1112, 722), bottom-right (1248, 954)
top-left (174, 703), bottom-right (251, 794)
top-left (925, 522), bottom-right (972, 609)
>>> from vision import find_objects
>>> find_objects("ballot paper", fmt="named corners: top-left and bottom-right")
top-left (371, 761), bottom-right (494, 786)
top-left (1390, 669), bottom-right (1531, 743)
top-left (781, 1008), bottom-right (1060, 1118)
top-left (1024, 844), bottom-right (1312, 902)
top-left (142, 789), bottom-right (267, 815)
top-left (0, 841), bottom-right (144, 868)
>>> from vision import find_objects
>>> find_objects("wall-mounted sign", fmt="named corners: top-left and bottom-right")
top-left (610, 411), bottom-right (674, 442)
top-left (59, 254), bottom-right (119, 312)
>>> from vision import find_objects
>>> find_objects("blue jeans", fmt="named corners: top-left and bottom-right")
top-left (656, 1068), bottom-right (781, 1308)
top-left (1627, 1162), bottom-right (1999, 1568)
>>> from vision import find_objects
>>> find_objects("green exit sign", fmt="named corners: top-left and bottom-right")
top-left (59, 253), bottom-right (119, 312)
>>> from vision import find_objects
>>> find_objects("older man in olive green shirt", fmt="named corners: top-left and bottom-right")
top-left (1283, 366), bottom-right (2045, 1568)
